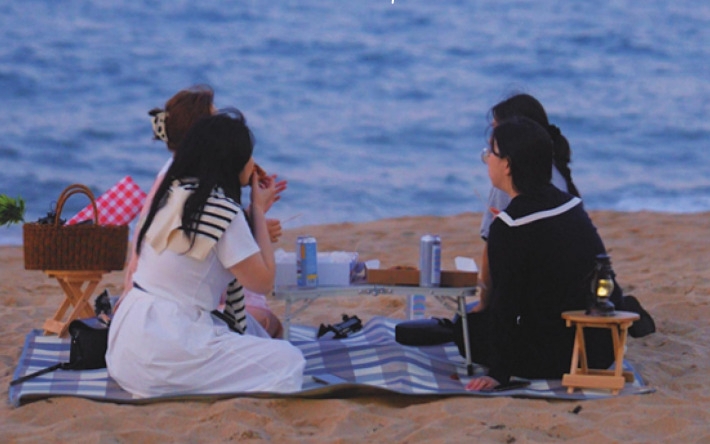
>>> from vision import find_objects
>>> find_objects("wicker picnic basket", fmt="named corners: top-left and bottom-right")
top-left (23, 184), bottom-right (128, 271)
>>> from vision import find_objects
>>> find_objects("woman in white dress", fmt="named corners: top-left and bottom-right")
top-left (120, 84), bottom-right (286, 338)
top-left (106, 110), bottom-right (305, 398)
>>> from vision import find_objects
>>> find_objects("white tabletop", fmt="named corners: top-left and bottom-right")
top-left (273, 284), bottom-right (477, 301)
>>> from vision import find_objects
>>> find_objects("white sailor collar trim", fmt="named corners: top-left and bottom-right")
top-left (497, 197), bottom-right (582, 227)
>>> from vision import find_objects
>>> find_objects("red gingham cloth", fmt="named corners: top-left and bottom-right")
top-left (67, 176), bottom-right (147, 226)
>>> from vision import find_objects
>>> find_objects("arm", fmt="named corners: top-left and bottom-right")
top-left (245, 174), bottom-right (286, 243)
top-left (228, 173), bottom-right (277, 294)
top-left (466, 375), bottom-right (500, 391)
top-left (476, 187), bottom-right (509, 312)
top-left (117, 172), bottom-right (165, 310)
top-left (266, 218), bottom-right (283, 243)
top-left (473, 242), bottom-right (492, 312)
top-left (479, 224), bottom-right (525, 385)
top-left (465, 246), bottom-right (501, 390)
top-left (246, 174), bottom-right (287, 215)
top-left (262, 175), bottom-right (287, 213)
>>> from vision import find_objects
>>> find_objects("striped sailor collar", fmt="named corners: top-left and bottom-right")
top-left (147, 179), bottom-right (242, 261)
top-left (171, 179), bottom-right (236, 206)
top-left (496, 196), bottom-right (582, 228)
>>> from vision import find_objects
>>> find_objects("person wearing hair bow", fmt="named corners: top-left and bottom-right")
top-left (119, 85), bottom-right (286, 338)
top-left (107, 111), bottom-right (305, 397)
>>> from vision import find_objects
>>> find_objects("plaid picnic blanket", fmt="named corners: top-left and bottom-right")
top-left (9, 317), bottom-right (653, 406)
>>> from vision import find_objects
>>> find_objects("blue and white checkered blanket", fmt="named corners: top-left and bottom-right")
top-left (9, 316), bottom-right (653, 406)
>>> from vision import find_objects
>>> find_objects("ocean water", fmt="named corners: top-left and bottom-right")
top-left (1, 0), bottom-right (709, 245)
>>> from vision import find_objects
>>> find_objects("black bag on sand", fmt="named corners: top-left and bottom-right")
top-left (10, 317), bottom-right (109, 386)
top-left (395, 317), bottom-right (455, 346)
top-left (621, 295), bottom-right (656, 338)
top-left (67, 317), bottom-right (110, 370)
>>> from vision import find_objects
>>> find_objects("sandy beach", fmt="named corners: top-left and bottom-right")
top-left (1, 210), bottom-right (709, 443)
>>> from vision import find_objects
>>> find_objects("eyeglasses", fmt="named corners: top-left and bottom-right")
top-left (481, 146), bottom-right (502, 164)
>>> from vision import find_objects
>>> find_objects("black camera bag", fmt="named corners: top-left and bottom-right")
top-left (10, 317), bottom-right (109, 386)
top-left (395, 317), bottom-right (455, 346)
top-left (67, 317), bottom-right (109, 370)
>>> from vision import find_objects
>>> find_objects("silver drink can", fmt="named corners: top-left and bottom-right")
top-left (419, 234), bottom-right (441, 287)
top-left (296, 236), bottom-right (318, 287)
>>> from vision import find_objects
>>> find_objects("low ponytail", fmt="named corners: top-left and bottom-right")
top-left (548, 124), bottom-right (580, 198)
top-left (491, 94), bottom-right (581, 197)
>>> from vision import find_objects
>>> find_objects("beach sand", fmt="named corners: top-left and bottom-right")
top-left (2, 211), bottom-right (709, 443)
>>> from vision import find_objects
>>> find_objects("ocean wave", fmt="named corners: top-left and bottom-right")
top-left (1, 0), bottom-right (709, 245)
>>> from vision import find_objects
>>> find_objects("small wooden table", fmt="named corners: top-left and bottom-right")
top-left (42, 270), bottom-right (108, 337)
top-left (561, 310), bottom-right (639, 395)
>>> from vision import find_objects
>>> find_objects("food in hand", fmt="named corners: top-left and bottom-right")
top-left (254, 163), bottom-right (267, 179)
top-left (252, 163), bottom-right (270, 188)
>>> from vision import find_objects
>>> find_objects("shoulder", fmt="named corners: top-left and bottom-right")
top-left (216, 210), bottom-right (259, 268)
top-left (205, 189), bottom-right (242, 219)
top-left (496, 186), bottom-right (582, 228)
top-left (488, 187), bottom-right (511, 209)
top-left (158, 157), bottom-right (173, 177)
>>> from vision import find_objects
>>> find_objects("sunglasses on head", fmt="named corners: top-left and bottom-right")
top-left (215, 107), bottom-right (245, 121)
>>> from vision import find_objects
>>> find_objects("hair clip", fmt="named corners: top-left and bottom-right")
top-left (151, 110), bottom-right (169, 143)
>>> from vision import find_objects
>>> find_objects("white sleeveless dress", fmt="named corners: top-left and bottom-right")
top-left (106, 210), bottom-right (305, 398)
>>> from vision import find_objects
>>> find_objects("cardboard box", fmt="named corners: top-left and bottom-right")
top-left (440, 270), bottom-right (478, 287)
top-left (366, 268), bottom-right (419, 286)
top-left (275, 251), bottom-right (358, 287)
top-left (366, 268), bottom-right (477, 287)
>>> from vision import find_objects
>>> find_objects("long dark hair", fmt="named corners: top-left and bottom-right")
top-left (491, 94), bottom-right (579, 197)
top-left (493, 116), bottom-right (554, 195)
top-left (137, 111), bottom-right (255, 255)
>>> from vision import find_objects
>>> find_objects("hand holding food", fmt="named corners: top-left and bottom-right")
top-left (252, 164), bottom-right (287, 213)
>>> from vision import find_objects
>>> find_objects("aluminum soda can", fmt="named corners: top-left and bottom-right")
top-left (419, 234), bottom-right (441, 287)
top-left (296, 236), bottom-right (318, 287)
top-left (407, 294), bottom-right (427, 320)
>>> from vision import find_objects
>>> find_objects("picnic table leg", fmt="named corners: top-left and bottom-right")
top-left (57, 278), bottom-right (100, 337)
top-left (284, 297), bottom-right (292, 340)
top-left (63, 278), bottom-right (98, 319)
top-left (611, 323), bottom-right (627, 395)
top-left (45, 284), bottom-right (73, 334)
top-left (566, 324), bottom-right (583, 394)
top-left (43, 271), bottom-right (103, 337)
top-left (577, 323), bottom-right (588, 373)
top-left (458, 295), bottom-right (473, 376)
